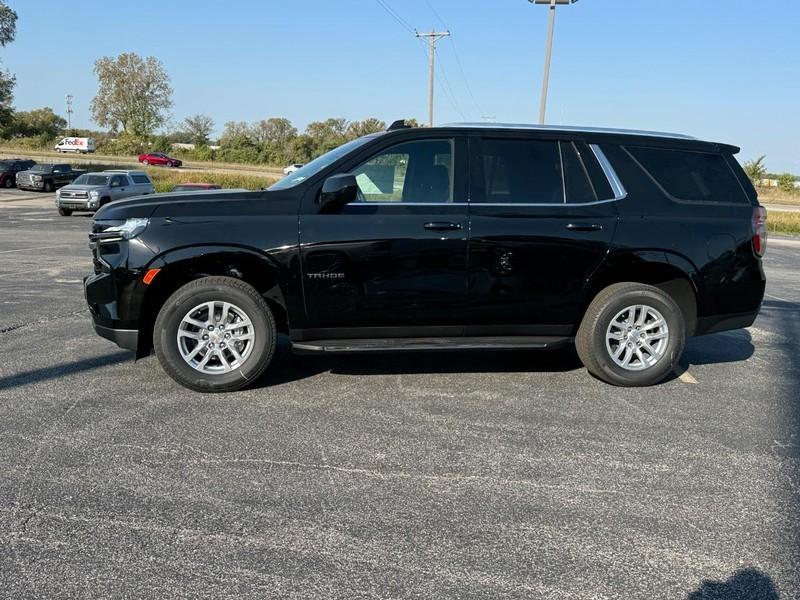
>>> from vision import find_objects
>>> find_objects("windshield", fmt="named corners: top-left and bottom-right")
top-left (73, 174), bottom-right (110, 186)
top-left (0, 162), bottom-right (10, 170)
top-left (268, 136), bottom-right (377, 191)
top-left (29, 165), bottom-right (49, 172)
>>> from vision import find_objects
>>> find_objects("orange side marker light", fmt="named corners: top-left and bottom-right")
top-left (143, 268), bottom-right (161, 285)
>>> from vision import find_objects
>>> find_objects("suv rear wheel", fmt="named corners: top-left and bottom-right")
top-left (576, 282), bottom-right (685, 386)
top-left (153, 276), bottom-right (276, 393)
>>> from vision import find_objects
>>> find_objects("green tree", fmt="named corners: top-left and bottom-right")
top-left (90, 53), bottom-right (173, 138)
top-left (742, 155), bottom-right (767, 186)
top-left (10, 107), bottom-right (66, 137)
top-left (219, 121), bottom-right (252, 147)
top-left (251, 117), bottom-right (297, 145)
top-left (777, 172), bottom-right (797, 193)
top-left (347, 118), bottom-right (386, 139)
top-left (305, 118), bottom-right (348, 154)
top-left (182, 113), bottom-right (214, 146)
top-left (0, 1), bottom-right (17, 132)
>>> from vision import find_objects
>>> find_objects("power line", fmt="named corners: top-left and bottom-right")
top-left (373, 0), bottom-right (414, 34)
top-left (434, 49), bottom-right (467, 121)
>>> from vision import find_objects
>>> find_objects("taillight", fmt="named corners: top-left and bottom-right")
top-left (752, 206), bottom-right (767, 257)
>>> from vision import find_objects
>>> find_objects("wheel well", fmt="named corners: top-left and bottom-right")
top-left (586, 264), bottom-right (698, 336)
top-left (136, 254), bottom-right (288, 357)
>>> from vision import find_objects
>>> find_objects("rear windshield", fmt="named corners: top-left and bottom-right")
top-left (627, 146), bottom-right (747, 203)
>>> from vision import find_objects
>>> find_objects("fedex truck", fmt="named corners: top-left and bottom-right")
top-left (54, 137), bottom-right (95, 154)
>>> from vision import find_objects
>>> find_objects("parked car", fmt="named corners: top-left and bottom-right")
top-left (170, 183), bottom-right (222, 192)
top-left (283, 163), bottom-right (304, 175)
top-left (85, 122), bottom-right (767, 393)
top-left (16, 163), bottom-right (85, 192)
top-left (0, 159), bottom-right (36, 188)
top-left (54, 137), bottom-right (95, 154)
top-left (138, 152), bottom-right (182, 168)
top-left (55, 170), bottom-right (154, 216)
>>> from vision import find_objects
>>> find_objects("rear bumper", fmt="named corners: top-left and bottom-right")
top-left (93, 323), bottom-right (138, 352)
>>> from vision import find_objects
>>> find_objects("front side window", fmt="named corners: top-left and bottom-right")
top-left (352, 139), bottom-right (453, 203)
top-left (480, 139), bottom-right (563, 204)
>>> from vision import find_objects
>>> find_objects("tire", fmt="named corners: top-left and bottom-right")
top-left (43, 181), bottom-right (54, 193)
top-left (575, 282), bottom-right (686, 387)
top-left (153, 276), bottom-right (276, 393)
top-left (3, 177), bottom-right (13, 188)
top-left (142, 160), bottom-right (149, 166)
top-left (58, 208), bottom-right (72, 216)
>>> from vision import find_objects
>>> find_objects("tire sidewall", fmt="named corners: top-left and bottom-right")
top-left (155, 281), bottom-right (274, 392)
top-left (588, 289), bottom-right (685, 386)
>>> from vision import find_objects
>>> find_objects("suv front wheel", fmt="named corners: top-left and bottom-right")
top-left (576, 282), bottom-right (686, 387)
top-left (153, 276), bottom-right (276, 393)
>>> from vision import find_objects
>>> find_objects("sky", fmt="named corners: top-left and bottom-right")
top-left (3, 0), bottom-right (799, 172)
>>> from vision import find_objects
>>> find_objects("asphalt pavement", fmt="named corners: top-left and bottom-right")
top-left (1, 192), bottom-right (798, 599)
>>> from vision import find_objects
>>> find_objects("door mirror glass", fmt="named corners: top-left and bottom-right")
top-left (319, 174), bottom-right (359, 211)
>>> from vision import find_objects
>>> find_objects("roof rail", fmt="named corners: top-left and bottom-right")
top-left (387, 119), bottom-right (413, 131)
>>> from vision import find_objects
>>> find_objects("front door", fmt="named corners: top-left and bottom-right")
top-left (299, 136), bottom-right (469, 332)
top-left (466, 135), bottom-right (619, 334)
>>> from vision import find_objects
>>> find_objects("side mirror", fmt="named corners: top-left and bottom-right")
top-left (319, 174), bottom-right (359, 212)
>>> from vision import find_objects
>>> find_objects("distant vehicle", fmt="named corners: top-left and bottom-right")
top-left (55, 170), bottom-right (154, 216)
top-left (16, 163), bottom-right (85, 192)
top-left (54, 137), bottom-right (95, 154)
top-left (0, 159), bottom-right (36, 188)
top-left (170, 183), bottom-right (222, 192)
top-left (138, 152), bottom-right (182, 168)
top-left (283, 164), bottom-right (304, 175)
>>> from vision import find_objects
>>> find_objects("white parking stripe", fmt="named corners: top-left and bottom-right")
top-left (678, 371), bottom-right (699, 384)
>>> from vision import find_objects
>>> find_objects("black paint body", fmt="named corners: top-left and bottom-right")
top-left (84, 126), bottom-right (766, 356)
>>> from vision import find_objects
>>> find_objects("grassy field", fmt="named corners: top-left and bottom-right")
top-left (757, 186), bottom-right (800, 206)
top-left (145, 168), bottom-right (278, 193)
top-left (767, 210), bottom-right (800, 235)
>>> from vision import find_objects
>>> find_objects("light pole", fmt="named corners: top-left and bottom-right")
top-left (529, 0), bottom-right (578, 124)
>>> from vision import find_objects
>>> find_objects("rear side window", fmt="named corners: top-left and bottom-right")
top-left (131, 174), bottom-right (151, 184)
top-left (560, 142), bottom-right (597, 204)
top-left (627, 146), bottom-right (747, 203)
top-left (481, 139), bottom-right (563, 204)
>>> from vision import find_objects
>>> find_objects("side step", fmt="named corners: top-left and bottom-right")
top-left (291, 336), bottom-right (572, 354)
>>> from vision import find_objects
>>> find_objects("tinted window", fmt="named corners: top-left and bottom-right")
top-left (111, 175), bottom-right (126, 187)
top-left (269, 136), bottom-right (375, 191)
top-left (561, 142), bottom-right (597, 204)
top-left (73, 174), bottom-right (110, 186)
top-left (352, 139), bottom-right (453, 203)
top-left (480, 139), bottom-right (563, 204)
top-left (628, 146), bottom-right (747, 203)
top-left (131, 174), bottom-right (151, 184)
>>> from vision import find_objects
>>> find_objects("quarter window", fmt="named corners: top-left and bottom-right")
top-left (627, 146), bottom-right (747, 203)
top-left (480, 139), bottom-right (563, 204)
top-left (352, 139), bottom-right (453, 203)
top-left (561, 141), bottom-right (597, 204)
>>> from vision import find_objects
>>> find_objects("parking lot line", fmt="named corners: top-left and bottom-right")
top-left (678, 370), bottom-right (699, 384)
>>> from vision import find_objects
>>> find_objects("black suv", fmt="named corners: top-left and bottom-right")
top-left (84, 122), bottom-right (766, 392)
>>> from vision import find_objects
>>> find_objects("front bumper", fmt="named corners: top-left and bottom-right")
top-left (93, 322), bottom-right (139, 352)
top-left (57, 197), bottom-right (99, 211)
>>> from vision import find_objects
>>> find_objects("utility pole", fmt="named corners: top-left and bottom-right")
top-left (415, 30), bottom-right (450, 127)
top-left (65, 94), bottom-right (74, 129)
top-left (529, 0), bottom-right (578, 124)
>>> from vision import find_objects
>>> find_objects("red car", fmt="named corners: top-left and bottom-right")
top-left (138, 152), bottom-right (182, 167)
top-left (170, 183), bottom-right (222, 192)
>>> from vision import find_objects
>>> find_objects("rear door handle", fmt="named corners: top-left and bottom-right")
top-left (565, 223), bottom-right (603, 232)
top-left (424, 221), bottom-right (462, 231)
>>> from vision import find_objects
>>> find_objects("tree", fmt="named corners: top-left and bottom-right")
top-left (305, 118), bottom-right (348, 154)
top-left (219, 121), bottom-right (252, 146)
top-left (90, 53), bottom-right (173, 138)
top-left (742, 155), bottom-right (767, 186)
top-left (0, 1), bottom-right (17, 132)
top-left (347, 118), bottom-right (386, 138)
top-left (183, 114), bottom-right (214, 146)
top-left (251, 117), bottom-right (297, 145)
top-left (10, 107), bottom-right (66, 137)
top-left (777, 172), bottom-right (797, 194)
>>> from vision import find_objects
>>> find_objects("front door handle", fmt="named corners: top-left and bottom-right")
top-left (565, 223), bottom-right (603, 232)
top-left (424, 221), bottom-right (462, 231)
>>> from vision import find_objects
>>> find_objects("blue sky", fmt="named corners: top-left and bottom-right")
top-left (3, 0), bottom-right (799, 172)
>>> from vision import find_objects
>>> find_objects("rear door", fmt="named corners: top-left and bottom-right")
top-left (466, 134), bottom-right (620, 334)
top-left (299, 135), bottom-right (470, 331)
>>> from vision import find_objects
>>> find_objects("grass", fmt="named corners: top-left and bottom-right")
top-left (756, 186), bottom-right (800, 206)
top-left (144, 168), bottom-right (278, 193)
top-left (767, 210), bottom-right (800, 235)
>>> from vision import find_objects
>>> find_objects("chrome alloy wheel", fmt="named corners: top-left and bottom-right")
top-left (605, 304), bottom-right (669, 371)
top-left (177, 301), bottom-right (255, 374)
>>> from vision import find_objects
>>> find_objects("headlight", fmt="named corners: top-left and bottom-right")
top-left (99, 218), bottom-right (150, 241)
top-left (32, 175), bottom-right (42, 182)
top-left (90, 190), bottom-right (100, 199)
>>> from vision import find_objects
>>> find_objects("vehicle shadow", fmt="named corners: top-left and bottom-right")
top-left (0, 351), bottom-right (130, 392)
top-left (687, 567), bottom-right (779, 599)
top-left (679, 328), bottom-right (755, 369)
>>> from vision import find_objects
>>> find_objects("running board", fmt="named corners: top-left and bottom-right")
top-left (291, 336), bottom-right (572, 354)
